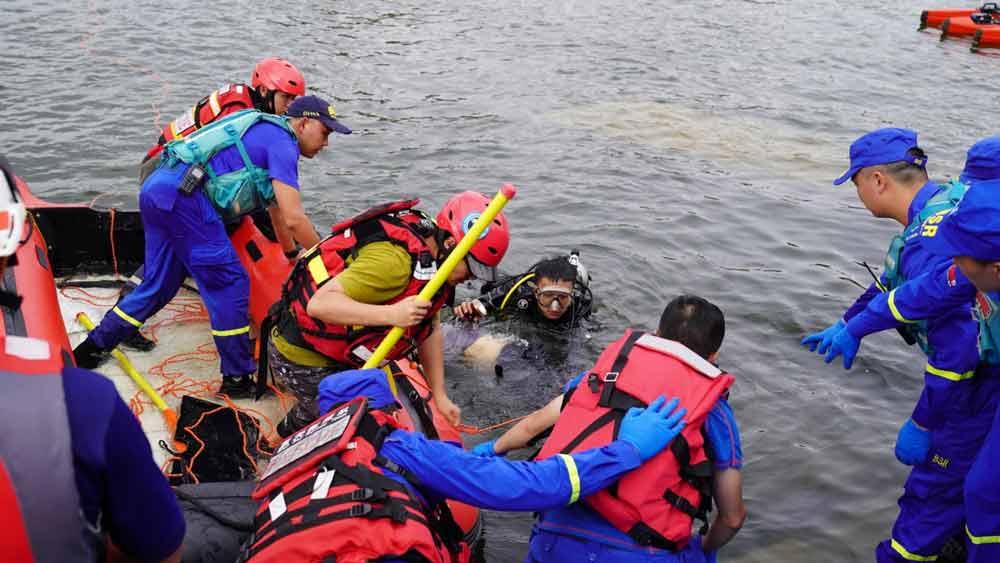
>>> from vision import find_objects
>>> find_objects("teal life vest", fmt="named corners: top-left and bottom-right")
top-left (882, 180), bottom-right (968, 354)
top-left (974, 291), bottom-right (1000, 365)
top-left (162, 109), bottom-right (295, 220)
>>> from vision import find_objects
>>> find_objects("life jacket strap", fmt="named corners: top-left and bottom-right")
top-left (626, 521), bottom-right (679, 551)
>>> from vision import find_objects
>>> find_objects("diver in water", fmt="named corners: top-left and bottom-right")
top-left (453, 252), bottom-right (593, 328)
top-left (446, 252), bottom-right (596, 376)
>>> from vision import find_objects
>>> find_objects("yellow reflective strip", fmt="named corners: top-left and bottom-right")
top-left (308, 256), bottom-right (330, 285)
top-left (557, 454), bottom-right (581, 504)
top-left (888, 290), bottom-right (916, 324)
top-left (890, 539), bottom-right (938, 561)
top-left (209, 91), bottom-right (222, 115)
top-left (967, 525), bottom-right (1000, 544)
top-left (926, 363), bottom-right (975, 382)
top-left (211, 325), bottom-right (250, 337)
top-left (112, 306), bottom-right (143, 328)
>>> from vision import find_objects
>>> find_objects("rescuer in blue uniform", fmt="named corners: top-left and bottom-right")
top-left (73, 96), bottom-right (351, 398)
top-left (801, 130), bottom-right (1000, 562)
top-left (312, 368), bottom-right (690, 563)
top-left (918, 178), bottom-right (1000, 563)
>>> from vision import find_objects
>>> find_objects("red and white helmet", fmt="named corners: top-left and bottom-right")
top-left (251, 57), bottom-right (306, 96)
top-left (0, 156), bottom-right (26, 259)
top-left (436, 191), bottom-right (510, 281)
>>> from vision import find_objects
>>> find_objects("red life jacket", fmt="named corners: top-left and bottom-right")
top-left (144, 83), bottom-right (263, 161)
top-left (537, 329), bottom-right (735, 551)
top-left (275, 200), bottom-right (453, 367)
top-left (243, 396), bottom-right (469, 563)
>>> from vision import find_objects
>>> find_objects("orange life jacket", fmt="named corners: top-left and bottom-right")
top-left (144, 83), bottom-right (263, 161)
top-left (538, 330), bottom-right (734, 551)
top-left (274, 200), bottom-right (452, 367)
top-left (243, 396), bottom-right (469, 563)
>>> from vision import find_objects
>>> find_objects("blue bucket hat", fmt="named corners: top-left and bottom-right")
top-left (923, 181), bottom-right (1000, 262)
top-left (960, 136), bottom-right (1000, 183)
top-left (833, 128), bottom-right (926, 186)
top-left (286, 95), bottom-right (352, 135)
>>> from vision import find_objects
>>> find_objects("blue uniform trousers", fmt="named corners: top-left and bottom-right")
top-left (525, 527), bottom-right (709, 563)
top-left (876, 373), bottom-right (1000, 562)
top-left (88, 163), bottom-right (255, 377)
top-left (966, 401), bottom-right (1000, 562)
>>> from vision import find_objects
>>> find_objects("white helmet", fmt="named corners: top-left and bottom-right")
top-left (0, 156), bottom-right (27, 258)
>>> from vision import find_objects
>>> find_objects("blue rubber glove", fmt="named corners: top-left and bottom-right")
top-left (823, 326), bottom-right (860, 369)
top-left (618, 396), bottom-right (687, 461)
top-left (801, 320), bottom-right (845, 354)
top-left (470, 439), bottom-right (500, 457)
top-left (895, 419), bottom-right (931, 466)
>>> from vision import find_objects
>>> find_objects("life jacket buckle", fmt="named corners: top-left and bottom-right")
top-left (603, 371), bottom-right (620, 383)
top-left (352, 488), bottom-right (375, 501)
top-left (350, 503), bottom-right (373, 517)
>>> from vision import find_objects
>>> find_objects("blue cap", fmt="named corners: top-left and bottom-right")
top-left (923, 180), bottom-right (1000, 262)
top-left (833, 128), bottom-right (926, 186)
top-left (960, 136), bottom-right (1000, 183)
top-left (286, 95), bottom-right (352, 134)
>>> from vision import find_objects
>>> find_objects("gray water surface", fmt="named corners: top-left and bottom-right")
top-left (3, 1), bottom-right (999, 561)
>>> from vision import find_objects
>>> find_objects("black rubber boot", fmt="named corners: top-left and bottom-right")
top-left (72, 338), bottom-right (110, 369)
top-left (215, 375), bottom-right (255, 400)
top-left (121, 331), bottom-right (156, 352)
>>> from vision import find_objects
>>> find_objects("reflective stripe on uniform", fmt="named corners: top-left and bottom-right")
top-left (211, 325), bottom-right (250, 337)
top-left (557, 454), bottom-right (581, 505)
top-left (967, 525), bottom-right (1000, 545)
top-left (209, 91), bottom-right (222, 115)
top-left (308, 255), bottom-right (330, 285)
top-left (888, 290), bottom-right (917, 324)
top-left (925, 363), bottom-right (975, 382)
top-left (112, 306), bottom-right (143, 328)
top-left (890, 539), bottom-right (938, 561)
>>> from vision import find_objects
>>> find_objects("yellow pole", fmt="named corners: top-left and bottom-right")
top-left (76, 312), bottom-right (179, 431)
top-left (363, 184), bottom-right (517, 369)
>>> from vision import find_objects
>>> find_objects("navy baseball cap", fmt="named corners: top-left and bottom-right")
top-left (833, 128), bottom-right (926, 186)
top-left (960, 136), bottom-right (1000, 183)
top-left (286, 95), bottom-right (352, 134)
top-left (923, 181), bottom-right (1000, 262)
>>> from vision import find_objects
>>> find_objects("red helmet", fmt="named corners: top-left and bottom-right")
top-left (251, 58), bottom-right (306, 96)
top-left (436, 191), bottom-right (510, 281)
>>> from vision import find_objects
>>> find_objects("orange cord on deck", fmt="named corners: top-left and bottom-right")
top-left (456, 415), bottom-right (528, 435)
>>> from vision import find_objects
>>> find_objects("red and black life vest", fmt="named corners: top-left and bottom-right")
top-left (243, 395), bottom-right (468, 563)
top-left (537, 329), bottom-right (735, 551)
top-left (274, 200), bottom-right (453, 367)
top-left (144, 83), bottom-right (263, 161)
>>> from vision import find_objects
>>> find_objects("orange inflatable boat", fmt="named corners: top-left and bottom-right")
top-left (920, 7), bottom-right (978, 29)
top-left (19, 180), bottom-right (485, 559)
top-left (973, 26), bottom-right (1000, 48)
top-left (1, 176), bottom-right (73, 364)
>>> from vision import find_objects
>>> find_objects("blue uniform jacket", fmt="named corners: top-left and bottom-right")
top-left (841, 182), bottom-right (981, 430)
top-left (317, 369), bottom-right (644, 511)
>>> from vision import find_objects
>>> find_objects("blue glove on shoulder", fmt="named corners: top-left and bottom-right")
top-left (823, 326), bottom-right (860, 370)
top-left (470, 439), bottom-right (500, 457)
top-left (619, 396), bottom-right (687, 461)
top-left (801, 320), bottom-right (845, 354)
top-left (895, 418), bottom-right (931, 466)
